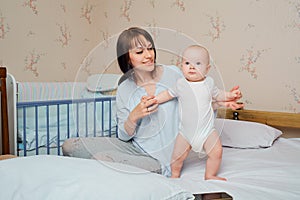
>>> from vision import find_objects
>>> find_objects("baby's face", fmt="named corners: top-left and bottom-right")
top-left (181, 47), bottom-right (210, 82)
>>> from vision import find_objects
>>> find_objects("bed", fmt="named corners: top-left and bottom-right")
top-left (1, 108), bottom-right (300, 199)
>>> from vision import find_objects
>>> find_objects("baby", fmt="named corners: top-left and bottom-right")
top-left (155, 45), bottom-right (243, 180)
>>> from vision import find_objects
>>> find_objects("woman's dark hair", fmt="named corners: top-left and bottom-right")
top-left (116, 27), bottom-right (156, 74)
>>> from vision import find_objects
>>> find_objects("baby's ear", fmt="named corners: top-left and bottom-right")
top-left (207, 64), bottom-right (211, 71)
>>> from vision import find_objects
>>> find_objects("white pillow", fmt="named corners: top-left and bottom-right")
top-left (87, 74), bottom-right (121, 92)
top-left (0, 155), bottom-right (194, 200)
top-left (215, 118), bottom-right (282, 149)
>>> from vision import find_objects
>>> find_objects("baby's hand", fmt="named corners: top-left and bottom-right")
top-left (227, 87), bottom-right (242, 101)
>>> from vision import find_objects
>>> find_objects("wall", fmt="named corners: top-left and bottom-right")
top-left (0, 0), bottom-right (299, 113)
top-left (0, 0), bottom-right (109, 81)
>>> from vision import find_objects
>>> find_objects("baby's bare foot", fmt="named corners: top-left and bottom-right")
top-left (170, 173), bottom-right (180, 178)
top-left (205, 175), bottom-right (227, 181)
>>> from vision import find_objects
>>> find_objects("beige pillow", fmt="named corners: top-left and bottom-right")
top-left (215, 118), bottom-right (282, 149)
top-left (87, 74), bottom-right (121, 93)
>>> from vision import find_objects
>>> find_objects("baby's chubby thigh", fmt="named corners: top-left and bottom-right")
top-left (180, 121), bottom-right (215, 157)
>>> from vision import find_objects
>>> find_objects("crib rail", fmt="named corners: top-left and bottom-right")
top-left (17, 96), bottom-right (118, 156)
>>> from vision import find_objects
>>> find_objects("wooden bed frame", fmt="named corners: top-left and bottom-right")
top-left (217, 108), bottom-right (300, 128)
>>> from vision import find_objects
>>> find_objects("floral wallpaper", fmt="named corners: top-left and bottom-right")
top-left (0, 0), bottom-right (299, 113)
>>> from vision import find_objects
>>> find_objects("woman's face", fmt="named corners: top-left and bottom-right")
top-left (129, 37), bottom-right (155, 72)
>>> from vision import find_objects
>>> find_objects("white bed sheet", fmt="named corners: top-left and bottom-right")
top-left (0, 155), bottom-right (193, 200)
top-left (172, 137), bottom-right (300, 199)
top-left (1, 138), bottom-right (299, 200)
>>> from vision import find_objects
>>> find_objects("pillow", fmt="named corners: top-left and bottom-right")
top-left (215, 118), bottom-right (282, 149)
top-left (87, 74), bottom-right (122, 92)
top-left (0, 155), bottom-right (194, 200)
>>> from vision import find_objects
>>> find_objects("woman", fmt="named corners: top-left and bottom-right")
top-left (62, 27), bottom-right (182, 176)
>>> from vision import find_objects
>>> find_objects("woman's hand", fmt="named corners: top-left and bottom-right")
top-left (125, 95), bottom-right (158, 136)
top-left (130, 95), bottom-right (158, 121)
top-left (223, 101), bottom-right (244, 110)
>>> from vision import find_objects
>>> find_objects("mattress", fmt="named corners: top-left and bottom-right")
top-left (173, 137), bottom-right (300, 199)
top-left (0, 138), bottom-right (299, 199)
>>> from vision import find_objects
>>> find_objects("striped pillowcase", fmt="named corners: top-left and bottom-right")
top-left (17, 82), bottom-right (87, 102)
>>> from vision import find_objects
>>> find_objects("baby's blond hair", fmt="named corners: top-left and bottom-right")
top-left (182, 45), bottom-right (210, 65)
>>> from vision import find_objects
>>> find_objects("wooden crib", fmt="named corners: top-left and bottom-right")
top-left (0, 67), bottom-right (9, 155)
top-left (2, 72), bottom-right (119, 156)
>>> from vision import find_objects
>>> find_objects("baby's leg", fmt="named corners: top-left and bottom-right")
top-left (171, 133), bottom-right (191, 178)
top-left (203, 131), bottom-right (227, 181)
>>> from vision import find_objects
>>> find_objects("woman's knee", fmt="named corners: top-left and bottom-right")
top-left (62, 138), bottom-right (77, 156)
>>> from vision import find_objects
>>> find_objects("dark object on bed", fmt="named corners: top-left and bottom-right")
top-left (193, 192), bottom-right (233, 200)
top-left (0, 67), bottom-right (9, 155)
